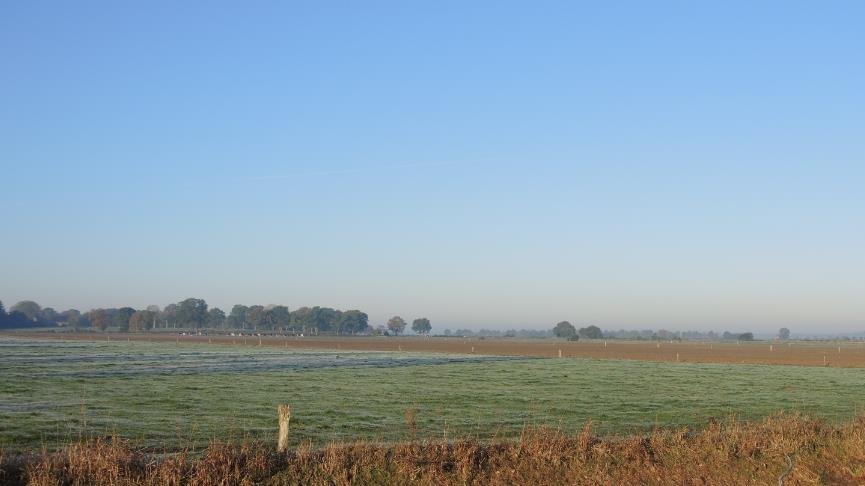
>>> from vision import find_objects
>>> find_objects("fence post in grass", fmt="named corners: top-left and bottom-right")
top-left (770, 345), bottom-right (774, 352)
top-left (676, 353), bottom-right (679, 362)
top-left (471, 346), bottom-right (475, 354)
top-left (604, 341), bottom-right (607, 348)
top-left (259, 338), bottom-right (262, 346)
top-left (277, 404), bottom-right (291, 453)
top-left (558, 349), bottom-right (562, 358)
top-left (838, 346), bottom-right (841, 354)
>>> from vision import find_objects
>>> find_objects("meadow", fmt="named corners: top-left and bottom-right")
top-left (2, 336), bottom-right (865, 454)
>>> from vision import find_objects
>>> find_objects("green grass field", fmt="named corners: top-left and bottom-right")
top-left (2, 337), bottom-right (864, 452)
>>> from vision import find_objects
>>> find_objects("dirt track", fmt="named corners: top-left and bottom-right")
top-left (5, 331), bottom-right (865, 368)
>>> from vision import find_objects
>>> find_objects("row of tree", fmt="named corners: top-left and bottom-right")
top-left (0, 300), bottom-right (83, 329)
top-left (551, 322), bottom-right (603, 341)
top-left (551, 321), bottom-right (763, 342)
top-left (0, 299), bottom-right (434, 335)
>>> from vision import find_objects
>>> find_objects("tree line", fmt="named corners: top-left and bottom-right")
top-left (0, 299), bottom-right (433, 335)
top-left (552, 321), bottom-right (763, 341)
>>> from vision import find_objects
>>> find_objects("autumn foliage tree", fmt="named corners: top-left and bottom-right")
top-left (89, 309), bottom-right (111, 331)
top-left (129, 310), bottom-right (155, 332)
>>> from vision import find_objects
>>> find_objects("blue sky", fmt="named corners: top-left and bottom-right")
top-left (1, 2), bottom-right (863, 332)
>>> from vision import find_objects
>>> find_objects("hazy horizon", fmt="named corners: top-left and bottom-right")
top-left (2, 2), bottom-right (863, 334)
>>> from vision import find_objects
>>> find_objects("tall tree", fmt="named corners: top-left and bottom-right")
top-left (207, 308), bottom-right (226, 328)
top-left (553, 321), bottom-right (577, 340)
top-left (129, 310), bottom-right (155, 332)
top-left (340, 310), bottom-right (369, 334)
top-left (264, 305), bottom-right (290, 331)
top-left (89, 309), bottom-right (111, 331)
top-left (161, 304), bottom-right (178, 328)
top-left (146, 305), bottom-right (161, 328)
top-left (12, 301), bottom-right (41, 322)
top-left (412, 318), bottom-right (432, 335)
top-left (247, 305), bottom-right (265, 330)
top-left (114, 307), bottom-right (136, 331)
top-left (578, 325), bottom-right (603, 340)
top-left (387, 316), bottom-right (407, 335)
top-left (227, 305), bottom-right (248, 329)
top-left (290, 307), bottom-right (312, 333)
top-left (176, 298), bottom-right (208, 329)
top-left (59, 309), bottom-right (82, 330)
top-left (0, 300), bottom-right (7, 325)
top-left (40, 307), bottom-right (59, 323)
top-left (778, 327), bottom-right (791, 340)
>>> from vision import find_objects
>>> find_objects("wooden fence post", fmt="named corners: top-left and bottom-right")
top-left (277, 404), bottom-right (291, 453)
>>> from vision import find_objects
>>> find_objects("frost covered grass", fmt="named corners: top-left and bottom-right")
top-left (2, 337), bottom-right (865, 452)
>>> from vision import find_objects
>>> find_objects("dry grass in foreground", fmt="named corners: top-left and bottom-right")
top-left (2, 413), bottom-right (865, 485)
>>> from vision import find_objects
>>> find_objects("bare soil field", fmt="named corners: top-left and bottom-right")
top-left (6, 331), bottom-right (865, 368)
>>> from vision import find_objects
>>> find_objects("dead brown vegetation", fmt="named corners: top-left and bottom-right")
top-left (3, 413), bottom-right (865, 485)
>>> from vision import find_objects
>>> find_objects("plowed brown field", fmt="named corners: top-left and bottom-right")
top-left (7, 331), bottom-right (865, 368)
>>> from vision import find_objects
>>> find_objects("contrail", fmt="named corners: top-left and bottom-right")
top-left (247, 161), bottom-right (459, 181)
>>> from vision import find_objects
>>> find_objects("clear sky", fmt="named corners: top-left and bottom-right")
top-left (1, 2), bottom-right (863, 333)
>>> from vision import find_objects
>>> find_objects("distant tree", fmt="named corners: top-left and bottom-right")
top-left (738, 332), bottom-right (755, 341)
top-left (290, 307), bottom-right (312, 333)
top-left (778, 328), bottom-right (791, 340)
top-left (0, 300), bottom-right (6, 325)
top-left (578, 325), bottom-right (603, 340)
top-left (144, 305), bottom-right (162, 329)
top-left (247, 305), bottom-right (265, 330)
top-left (40, 307), bottom-right (59, 323)
top-left (227, 305), bottom-right (248, 329)
top-left (176, 298), bottom-right (208, 329)
top-left (114, 307), bottom-right (136, 331)
top-left (66, 312), bottom-right (82, 331)
top-left (262, 305), bottom-right (290, 331)
top-left (553, 321), bottom-right (578, 340)
top-left (161, 303), bottom-right (178, 328)
top-left (207, 307), bottom-right (226, 328)
top-left (340, 310), bottom-right (369, 334)
top-left (273, 306), bottom-right (291, 331)
top-left (129, 310), bottom-right (155, 332)
top-left (59, 309), bottom-right (82, 330)
top-left (308, 307), bottom-right (339, 333)
top-left (412, 318), bottom-right (432, 335)
top-left (387, 316), bottom-right (407, 335)
top-left (89, 309), bottom-right (111, 331)
top-left (12, 301), bottom-right (41, 322)
top-left (6, 311), bottom-right (29, 328)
